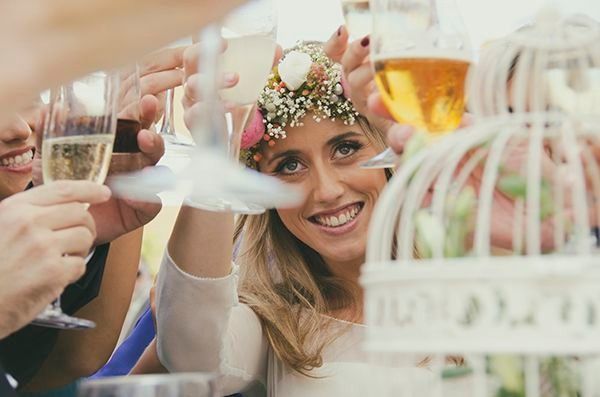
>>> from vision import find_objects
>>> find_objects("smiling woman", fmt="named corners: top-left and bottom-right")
top-left (0, 108), bottom-right (38, 200)
top-left (144, 42), bottom-right (440, 397)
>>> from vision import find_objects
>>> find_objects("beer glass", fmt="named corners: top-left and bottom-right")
top-left (363, 0), bottom-right (472, 168)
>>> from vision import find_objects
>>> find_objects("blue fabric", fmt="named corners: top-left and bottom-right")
top-left (91, 307), bottom-right (155, 378)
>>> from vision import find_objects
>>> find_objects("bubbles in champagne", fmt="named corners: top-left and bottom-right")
top-left (42, 135), bottom-right (114, 184)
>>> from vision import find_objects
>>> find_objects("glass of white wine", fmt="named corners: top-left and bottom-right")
top-left (32, 71), bottom-right (119, 330)
top-left (362, 0), bottom-right (472, 169)
top-left (187, 0), bottom-right (277, 214)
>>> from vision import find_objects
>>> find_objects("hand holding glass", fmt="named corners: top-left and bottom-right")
top-left (32, 71), bottom-right (118, 329)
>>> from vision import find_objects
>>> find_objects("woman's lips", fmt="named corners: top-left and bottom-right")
top-left (309, 202), bottom-right (364, 235)
top-left (0, 147), bottom-right (34, 173)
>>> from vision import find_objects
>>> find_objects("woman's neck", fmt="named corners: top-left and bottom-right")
top-left (323, 256), bottom-right (365, 323)
top-left (325, 256), bottom-right (364, 286)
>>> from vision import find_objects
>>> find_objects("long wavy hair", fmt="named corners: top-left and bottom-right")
top-left (234, 116), bottom-right (389, 376)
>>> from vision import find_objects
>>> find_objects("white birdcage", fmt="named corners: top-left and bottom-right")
top-left (362, 9), bottom-right (600, 397)
top-left (470, 10), bottom-right (600, 117)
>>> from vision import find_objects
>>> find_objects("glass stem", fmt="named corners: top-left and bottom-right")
top-left (229, 104), bottom-right (255, 160)
top-left (159, 88), bottom-right (176, 137)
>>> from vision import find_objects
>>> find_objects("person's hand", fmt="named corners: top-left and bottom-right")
top-left (31, 120), bottom-right (165, 246)
top-left (89, 128), bottom-right (165, 245)
top-left (180, 43), bottom-right (239, 131)
top-left (0, 181), bottom-right (111, 338)
top-left (119, 47), bottom-right (187, 127)
top-left (324, 28), bottom-right (394, 136)
top-left (181, 41), bottom-right (284, 131)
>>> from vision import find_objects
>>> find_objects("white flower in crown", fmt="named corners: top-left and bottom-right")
top-left (278, 51), bottom-right (313, 91)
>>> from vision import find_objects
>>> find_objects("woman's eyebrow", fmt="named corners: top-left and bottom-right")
top-left (326, 131), bottom-right (362, 147)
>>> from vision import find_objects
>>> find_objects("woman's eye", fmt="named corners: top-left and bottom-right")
top-left (334, 142), bottom-right (361, 159)
top-left (276, 159), bottom-right (305, 175)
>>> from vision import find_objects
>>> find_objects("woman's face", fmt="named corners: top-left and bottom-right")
top-left (259, 116), bottom-right (387, 267)
top-left (0, 109), bottom-right (37, 200)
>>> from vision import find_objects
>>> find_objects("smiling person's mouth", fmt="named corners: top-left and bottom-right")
top-left (309, 202), bottom-right (364, 228)
top-left (0, 148), bottom-right (35, 170)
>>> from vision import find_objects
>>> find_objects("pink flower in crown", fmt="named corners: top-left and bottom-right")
top-left (241, 108), bottom-right (266, 150)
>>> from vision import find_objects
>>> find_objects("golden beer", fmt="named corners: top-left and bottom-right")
top-left (374, 55), bottom-right (471, 136)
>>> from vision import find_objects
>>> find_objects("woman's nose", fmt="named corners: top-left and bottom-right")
top-left (1, 115), bottom-right (33, 144)
top-left (310, 165), bottom-right (345, 204)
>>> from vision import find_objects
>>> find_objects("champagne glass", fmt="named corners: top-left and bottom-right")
top-left (159, 88), bottom-right (195, 153)
top-left (340, 0), bottom-right (373, 39)
top-left (110, 64), bottom-right (148, 174)
top-left (78, 373), bottom-right (220, 397)
top-left (108, 24), bottom-right (303, 212)
top-left (32, 71), bottom-right (118, 329)
top-left (362, 0), bottom-right (472, 169)
top-left (189, 0), bottom-right (277, 214)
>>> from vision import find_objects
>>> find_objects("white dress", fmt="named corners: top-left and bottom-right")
top-left (155, 252), bottom-right (470, 397)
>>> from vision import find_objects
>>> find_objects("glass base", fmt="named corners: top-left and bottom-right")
top-left (109, 148), bottom-right (304, 210)
top-left (187, 197), bottom-right (266, 215)
top-left (361, 147), bottom-right (398, 169)
top-left (32, 308), bottom-right (96, 330)
top-left (162, 134), bottom-right (195, 147)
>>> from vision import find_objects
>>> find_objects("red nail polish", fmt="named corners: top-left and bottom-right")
top-left (361, 36), bottom-right (370, 47)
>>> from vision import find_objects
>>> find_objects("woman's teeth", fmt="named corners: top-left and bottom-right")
top-left (314, 204), bottom-right (361, 228)
top-left (1, 149), bottom-right (33, 168)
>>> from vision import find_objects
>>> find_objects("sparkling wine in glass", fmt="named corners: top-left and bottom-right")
top-left (362, 0), bottom-right (472, 169)
top-left (32, 71), bottom-right (118, 330)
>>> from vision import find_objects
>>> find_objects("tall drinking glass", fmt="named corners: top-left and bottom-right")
top-left (188, 0), bottom-right (278, 214)
top-left (32, 71), bottom-right (118, 329)
top-left (362, 0), bottom-right (472, 168)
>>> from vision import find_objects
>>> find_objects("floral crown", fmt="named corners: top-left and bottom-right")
top-left (240, 41), bottom-right (359, 168)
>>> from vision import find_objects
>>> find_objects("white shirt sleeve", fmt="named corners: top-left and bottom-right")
top-left (155, 251), bottom-right (268, 394)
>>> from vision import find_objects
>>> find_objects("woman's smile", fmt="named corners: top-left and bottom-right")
top-left (308, 201), bottom-right (364, 236)
top-left (0, 146), bottom-right (34, 174)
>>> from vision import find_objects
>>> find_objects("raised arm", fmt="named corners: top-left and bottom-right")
top-left (154, 43), bottom-right (268, 393)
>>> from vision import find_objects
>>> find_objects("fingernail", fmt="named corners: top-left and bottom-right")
top-left (361, 36), bottom-right (370, 47)
top-left (337, 26), bottom-right (343, 36)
